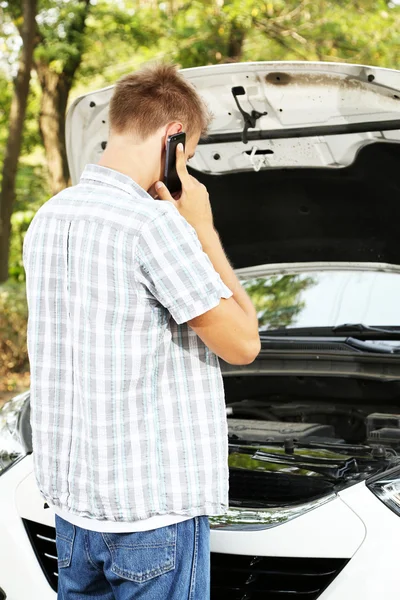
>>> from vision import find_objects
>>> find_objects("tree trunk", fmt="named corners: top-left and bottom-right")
top-left (34, 0), bottom-right (91, 196)
top-left (226, 21), bottom-right (246, 61)
top-left (35, 65), bottom-right (72, 195)
top-left (0, 0), bottom-right (37, 283)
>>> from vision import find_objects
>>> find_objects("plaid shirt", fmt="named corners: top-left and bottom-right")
top-left (23, 163), bottom-right (233, 523)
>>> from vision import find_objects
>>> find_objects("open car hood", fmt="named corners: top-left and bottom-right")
top-left (66, 61), bottom-right (400, 269)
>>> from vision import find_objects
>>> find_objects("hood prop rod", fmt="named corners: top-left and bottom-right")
top-left (231, 86), bottom-right (268, 144)
top-left (200, 117), bottom-right (400, 145)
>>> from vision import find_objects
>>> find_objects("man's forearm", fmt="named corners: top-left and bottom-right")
top-left (195, 224), bottom-right (258, 323)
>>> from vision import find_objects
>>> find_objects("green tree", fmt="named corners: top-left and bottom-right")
top-left (250, 0), bottom-right (400, 66)
top-left (157, 0), bottom-right (400, 68)
top-left (0, 0), bottom-right (163, 283)
top-left (33, 0), bottom-right (92, 195)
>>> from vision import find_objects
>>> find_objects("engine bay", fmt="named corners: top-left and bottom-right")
top-left (224, 375), bottom-right (400, 507)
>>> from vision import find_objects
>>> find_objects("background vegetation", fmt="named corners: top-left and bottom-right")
top-left (0, 0), bottom-right (399, 403)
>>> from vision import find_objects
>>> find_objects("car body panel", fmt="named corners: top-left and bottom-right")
top-left (319, 483), bottom-right (400, 598)
top-left (210, 492), bottom-right (365, 557)
top-left (0, 457), bottom-right (55, 600)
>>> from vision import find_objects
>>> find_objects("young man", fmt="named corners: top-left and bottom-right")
top-left (23, 63), bottom-right (260, 599)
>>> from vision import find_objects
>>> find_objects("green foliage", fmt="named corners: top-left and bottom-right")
top-left (20, 79), bottom-right (43, 156)
top-left (8, 162), bottom-right (50, 283)
top-left (35, 0), bottom-right (92, 73)
top-left (165, 1), bottom-right (227, 67)
top-left (13, 161), bottom-right (50, 214)
top-left (247, 0), bottom-right (400, 66)
top-left (158, 0), bottom-right (400, 67)
top-left (74, 0), bottom-right (166, 88)
top-left (0, 280), bottom-right (29, 379)
top-left (0, 72), bottom-right (13, 172)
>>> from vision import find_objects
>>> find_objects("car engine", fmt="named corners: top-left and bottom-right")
top-left (224, 375), bottom-right (400, 507)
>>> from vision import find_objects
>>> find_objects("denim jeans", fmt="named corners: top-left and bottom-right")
top-left (55, 514), bottom-right (210, 599)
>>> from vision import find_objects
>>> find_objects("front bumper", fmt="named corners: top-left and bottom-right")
top-left (318, 482), bottom-right (400, 598)
top-left (0, 455), bottom-right (399, 599)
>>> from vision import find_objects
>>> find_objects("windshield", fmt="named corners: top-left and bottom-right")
top-left (239, 270), bottom-right (400, 332)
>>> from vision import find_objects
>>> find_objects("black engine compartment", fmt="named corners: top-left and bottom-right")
top-left (192, 142), bottom-right (400, 269)
top-left (223, 374), bottom-right (400, 506)
top-left (224, 374), bottom-right (400, 446)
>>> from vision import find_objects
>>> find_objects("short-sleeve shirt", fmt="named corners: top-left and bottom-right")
top-left (22, 163), bottom-right (233, 523)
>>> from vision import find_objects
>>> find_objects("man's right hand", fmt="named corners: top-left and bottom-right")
top-left (155, 143), bottom-right (214, 235)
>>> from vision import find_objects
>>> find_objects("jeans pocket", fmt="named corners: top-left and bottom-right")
top-left (102, 523), bottom-right (177, 583)
top-left (55, 514), bottom-right (76, 568)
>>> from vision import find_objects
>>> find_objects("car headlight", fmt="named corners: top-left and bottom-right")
top-left (0, 390), bottom-right (31, 476)
top-left (367, 465), bottom-right (400, 516)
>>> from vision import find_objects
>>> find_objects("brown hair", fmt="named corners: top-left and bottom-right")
top-left (108, 63), bottom-right (212, 140)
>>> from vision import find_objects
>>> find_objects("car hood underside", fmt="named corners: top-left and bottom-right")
top-left (66, 61), bottom-right (400, 269)
top-left (192, 141), bottom-right (400, 269)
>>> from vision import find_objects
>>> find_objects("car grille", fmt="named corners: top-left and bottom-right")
top-left (23, 519), bottom-right (348, 598)
top-left (211, 553), bottom-right (349, 599)
top-left (23, 519), bottom-right (58, 592)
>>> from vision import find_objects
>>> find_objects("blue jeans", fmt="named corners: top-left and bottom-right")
top-left (55, 514), bottom-right (210, 599)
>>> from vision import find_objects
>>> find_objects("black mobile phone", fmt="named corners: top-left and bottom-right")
top-left (163, 132), bottom-right (186, 195)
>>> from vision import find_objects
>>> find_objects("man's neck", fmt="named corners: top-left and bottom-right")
top-left (97, 138), bottom-right (159, 194)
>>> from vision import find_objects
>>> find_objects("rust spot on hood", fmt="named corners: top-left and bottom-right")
top-left (265, 70), bottom-right (377, 92)
top-left (265, 72), bottom-right (292, 85)
top-left (263, 70), bottom-right (400, 100)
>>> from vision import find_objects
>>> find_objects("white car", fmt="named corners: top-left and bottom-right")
top-left (2, 60), bottom-right (400, 600)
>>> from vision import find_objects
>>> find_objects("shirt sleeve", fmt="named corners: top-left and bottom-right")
top-left (134, 204), bottom-right (233, 325)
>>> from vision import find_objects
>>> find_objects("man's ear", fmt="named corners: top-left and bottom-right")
top-left (163, 122), bottom-right (184, 148)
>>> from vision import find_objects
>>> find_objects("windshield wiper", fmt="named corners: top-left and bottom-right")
top-left (258, 334), bottom-right (400, 354)
top-left (345, 337), bottom-right (400, 354)
top-left (260, 333), bottom-right (400, 354)
top-left (332, 323), bottom-right (400, 335)
top-left (259, 324), bottom-right (400, 340)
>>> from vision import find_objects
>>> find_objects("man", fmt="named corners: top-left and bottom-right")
top-left (23, 63), bottom-right (260, 599)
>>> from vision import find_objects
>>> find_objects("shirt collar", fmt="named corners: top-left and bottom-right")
top-left (79, 163), bottom-right (154, 202)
